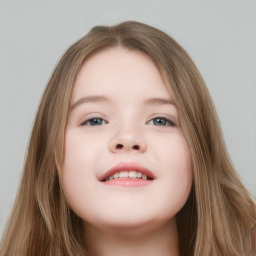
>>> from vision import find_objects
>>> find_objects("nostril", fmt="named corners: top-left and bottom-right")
top-left (116, 144), bottom-right (123, 149)
top-left (115, 144), bottom-right (140, 150)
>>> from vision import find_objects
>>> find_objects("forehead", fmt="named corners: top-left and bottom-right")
top-left (71, 47), bottom-right (173, 103)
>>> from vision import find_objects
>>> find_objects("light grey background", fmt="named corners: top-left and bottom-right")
top-left (1, 0), bottom-right (255, 236)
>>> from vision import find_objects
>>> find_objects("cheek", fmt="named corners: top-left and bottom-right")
top-left (168, 134), bottom-right (192, 189)
top-left (63, 130), bottom-right (96, 165)
top-left (155, 133), bottom-right (192, 216)
top-left (59, 130), bottom-right (99, 215)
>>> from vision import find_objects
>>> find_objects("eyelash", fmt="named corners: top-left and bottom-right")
top-left (81, 117), bottom-right (176, 127)
top-left (147, 117), bottom-right (176, 126)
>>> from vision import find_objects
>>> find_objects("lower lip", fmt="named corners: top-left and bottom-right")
top-left (102, 178), bottom-right (153, 187)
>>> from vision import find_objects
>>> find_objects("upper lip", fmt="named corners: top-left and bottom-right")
top-left (99, 162), bottom-right (156, 181)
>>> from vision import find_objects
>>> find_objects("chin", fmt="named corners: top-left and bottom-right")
top-left (85, 209), bottom-right (176, 236)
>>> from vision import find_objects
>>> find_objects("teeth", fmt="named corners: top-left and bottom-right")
top-left (128, 171), bottom-right (137, 178)
top-left (119, 171), bottom-right (129, 178)
top-left (105, 170), bottom-right (151, 181)
top-left (137, 172), bottom-right (142, 178)
top-left (113, 172), bottom-right (119, 179)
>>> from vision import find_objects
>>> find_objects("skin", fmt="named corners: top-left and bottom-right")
top-left (60, 47), bottom-right (192, 256)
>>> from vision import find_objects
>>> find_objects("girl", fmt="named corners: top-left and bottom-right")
top-left (0, 21), bottom-right (255, 256)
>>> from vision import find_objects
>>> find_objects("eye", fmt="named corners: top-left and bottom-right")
top-left (81, 118), bottom-right (107, 126)
top-left (147, 117), bottom-right (176, 126)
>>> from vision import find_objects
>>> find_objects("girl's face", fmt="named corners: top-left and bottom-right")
top-left (60, 47), bottom-right (192, 232)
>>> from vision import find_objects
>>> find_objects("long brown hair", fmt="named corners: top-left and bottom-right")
top-left (1, 21), bottom-right (255, 256)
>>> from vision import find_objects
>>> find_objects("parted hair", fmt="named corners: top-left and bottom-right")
top-left (1, 21), bottom-right (255, 256)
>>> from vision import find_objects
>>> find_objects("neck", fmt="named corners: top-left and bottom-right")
top-left (83, 219), bottom-right (179, 256)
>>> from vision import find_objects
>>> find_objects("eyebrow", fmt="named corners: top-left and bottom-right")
top-left (145, 97), bottom-right (174, 106)
top-left (70, 95), bottom-right (109, 110)
top-left (70, 95), bottom-right (175, 111)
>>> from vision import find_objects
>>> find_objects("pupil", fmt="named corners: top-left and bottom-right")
top-left (92, 118), bottom-right (102, 125)
top-left (154, 118), bottom-right (165, 125)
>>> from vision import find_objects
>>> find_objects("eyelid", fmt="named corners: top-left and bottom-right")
top-left (147, 115), bottom-right (177, 127)
top-left (79, 113), bottom-right (108, 126)
top-left (78, 113), bottom-right (178, 126)
top-left (147, 116), bottom-right (177, 127)
top-left (80, 117), bottom-right (108, 126)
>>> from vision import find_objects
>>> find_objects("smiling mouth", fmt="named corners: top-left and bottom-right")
top-left (102, 170), bottom-right (154, 181)
top-left (99, 162), bottom-right (155, 187)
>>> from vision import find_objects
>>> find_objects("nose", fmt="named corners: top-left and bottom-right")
top-left (109, 125), bottom-right (147, 153)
